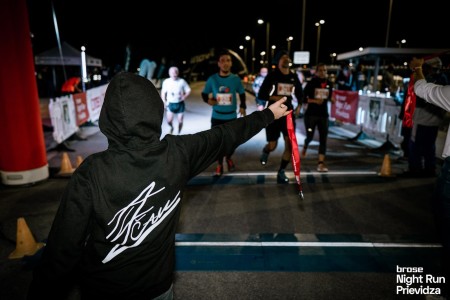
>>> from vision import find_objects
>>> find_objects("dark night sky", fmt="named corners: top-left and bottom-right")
top-left (26, 0), bottom-right (450, 71)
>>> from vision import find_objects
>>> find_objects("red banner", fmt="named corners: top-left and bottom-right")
top-left (331, 90), bottom-right (359, 124)
top-left (72, 92), bottom-right (89, 126)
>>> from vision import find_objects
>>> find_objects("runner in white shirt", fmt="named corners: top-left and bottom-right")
top-left (160, 66), bottom-right (191, 134)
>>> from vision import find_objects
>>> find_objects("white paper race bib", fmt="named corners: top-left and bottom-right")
top-left (217, 93), bottom-right (232, 106)
top-left (277, 83), bottom-right (294, 96)
top-left (314, 88), bottom-right (329, 99)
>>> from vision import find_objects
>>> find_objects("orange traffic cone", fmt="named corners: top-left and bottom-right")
top-left (379, 154), bottom-right (393, 177)
top-left (76, 155), bottom-right (84, 168)
top-left (8, 217), bottom-right (45, 259)
top-left (58, 152), bottom-right (74, 176)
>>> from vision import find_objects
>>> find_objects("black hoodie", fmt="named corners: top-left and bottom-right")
top-left (28, 72), bottom-right (275, 299)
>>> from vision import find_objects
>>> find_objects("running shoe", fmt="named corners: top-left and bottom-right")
top-left (226, 158), bottom-right (235, 172)
top-left (214, 164), bottom-right (223, 177)
top-left (277, 170), bottom-right (289, 184)
top-left (260, 151), bottom-right (269, 165)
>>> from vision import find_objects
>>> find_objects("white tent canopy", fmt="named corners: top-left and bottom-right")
top-left (35, 41), bottom-right (102, 67)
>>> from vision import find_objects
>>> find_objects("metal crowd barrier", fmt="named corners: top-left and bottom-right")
top-left (48, 84), bottom-right (108, 144)
top-left (330, 90), bottom-right (403, 149)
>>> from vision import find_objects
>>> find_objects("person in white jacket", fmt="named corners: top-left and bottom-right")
top-left (411, 56), bottom-right (450, 299)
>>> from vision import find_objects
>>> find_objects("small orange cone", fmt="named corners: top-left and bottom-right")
top-left (58, 152), bottom-right (74, 176)
top-left (8, 217), bottom-right (45, 259)
top-left (76, 155), bottom-right (84, 168)
top-left (379, 154), bottom-right (393, 177)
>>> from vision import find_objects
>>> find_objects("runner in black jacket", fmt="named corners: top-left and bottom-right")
top-left (302, 63), bottom-right (335, 172)
top-left (257, 50), bottom-right (303, 183)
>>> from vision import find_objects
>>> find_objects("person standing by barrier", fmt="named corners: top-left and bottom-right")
top-left (257, 50), bottom-right (303, 183)
top-left (411, 56), bottom-right (450, 299)
top-left (252, 66), bottom-right (269, 111)
top-left (301, 63), bottom-right (335, 172)
top-left (27, 71), bottom-right (291, 300)
top-left (381, 64), bottom-right (397, 94)
top-left (353, 64), bottom-right (367, 91)
top-left (160, 66), bottom-right (191, 135)
top-left (201, 50), bottom-right (247, 177)
top-left (335, 63), bottom-right (353, 91)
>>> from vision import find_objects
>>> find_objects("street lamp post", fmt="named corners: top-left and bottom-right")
top-left (260, 51), bottom-right (266, 65)
top-left (287, 36), bottom-right (293, 57)
top-left (245, 35), bottom-right (255, 74)
top-left (271, 45), bottom-right (276, 65)
top-left (315, 20), bottom-right (325, 65)
top-left (385, 0), bottom-right (393, 47)
top-left (257, 19), bottom-right (270, 66)
top-left (301, 0), bottom-right (306, 50)
top-left (265, 22), bottom-right (270, 64)
top-left (330, 52), bottom-right (337, 65)
top-left (239, 45), bottom-right (247, 68)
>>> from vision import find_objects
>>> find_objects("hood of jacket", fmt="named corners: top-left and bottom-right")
top-left (99, 72), bottom-right (164, 150)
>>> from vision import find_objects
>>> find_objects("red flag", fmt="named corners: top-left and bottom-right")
top-left (286, 113), bottom-right (304, 200)
top-left (402, 74), bottom-right (416, 128)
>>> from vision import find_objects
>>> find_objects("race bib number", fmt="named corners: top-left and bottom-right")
top-left (277, 83), bottom-right (294, 96)
top-left (217, 93), bottom-right (232, 106)
top-left (314, 88), bottom-right (329, 99)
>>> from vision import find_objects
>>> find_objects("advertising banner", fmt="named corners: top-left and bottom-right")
top-left (86, 84), bottom-right (108, 122)
top-left (331, 90), bottom-right (359, 124)
top-left (383, 99), bottom-right (403, 144)
top-left (73, 92), bottom-right (89, 126)
top-left (49, 95), bottom-right (78, 144)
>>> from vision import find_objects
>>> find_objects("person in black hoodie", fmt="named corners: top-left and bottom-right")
top-left (27, 72), bottom-right (290, 300)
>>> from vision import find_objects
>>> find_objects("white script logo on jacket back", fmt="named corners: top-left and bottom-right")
top-left (102, 182), bottom-right (180, 263)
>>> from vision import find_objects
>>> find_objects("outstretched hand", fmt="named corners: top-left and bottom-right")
top-left (268, 97), bottom-right (291, 120)
top-left (410, 57), bottom-right (424, 70)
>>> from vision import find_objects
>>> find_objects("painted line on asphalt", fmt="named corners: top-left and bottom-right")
top-left (176, 241), bottom-right (442, 248)
top-left (197, 170), bottom-right (379, 177)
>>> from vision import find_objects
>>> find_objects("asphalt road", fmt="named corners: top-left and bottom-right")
top-left (0, 81), bottom-right (446, 300)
